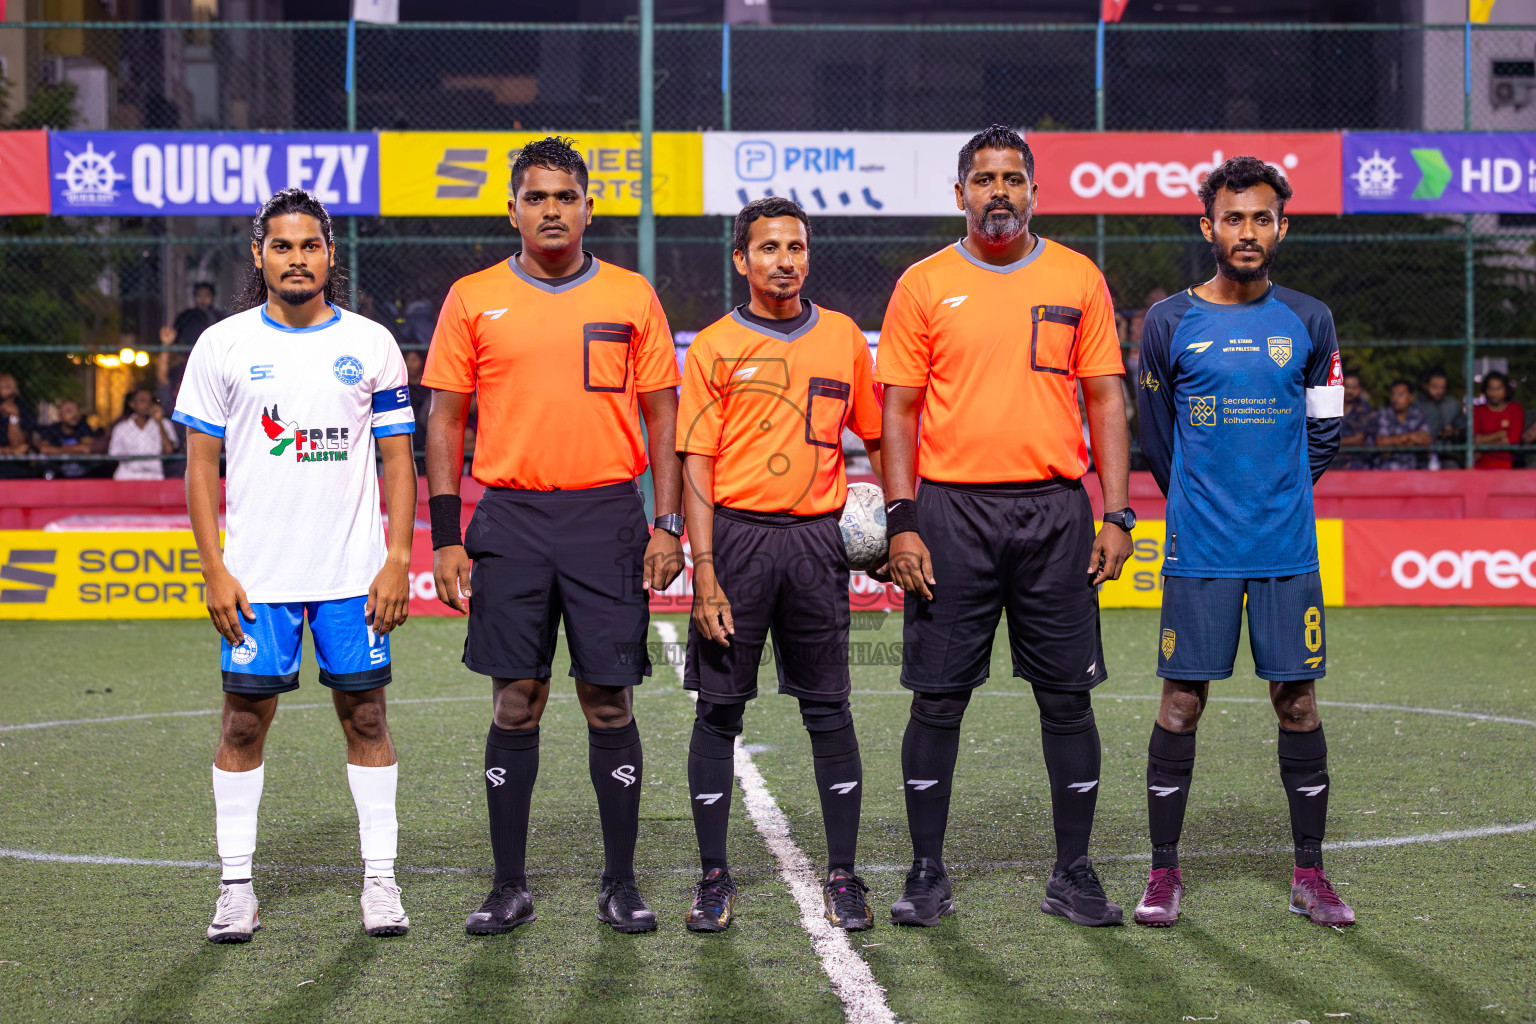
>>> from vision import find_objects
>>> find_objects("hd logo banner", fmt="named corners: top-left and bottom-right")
top-left (1344, 133), bottom-right (1536, 213)
top-left (0, 531), bottom-right (216, 620)
top-left (48, 132), bottom-right (380, 216)
top-left (379, 132), bottom-right (703, 216)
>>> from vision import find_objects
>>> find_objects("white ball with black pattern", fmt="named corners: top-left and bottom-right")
top-left (839, 481), bottom-right (888, 572)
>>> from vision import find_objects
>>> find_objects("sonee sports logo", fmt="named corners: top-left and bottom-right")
top-left (611, 765), bottom-right (638, 787)
top-left (0, 549), bottom-right (57, 604)
top-left (486, 767), bottom-right (506, 788)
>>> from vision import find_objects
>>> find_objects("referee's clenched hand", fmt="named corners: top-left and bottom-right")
top-left (888, 532), bottom-right (936, 601)
top-left (433, 544), bottom-right (472, 614)
top-left (1088, 523), bottom-right (1133, 587)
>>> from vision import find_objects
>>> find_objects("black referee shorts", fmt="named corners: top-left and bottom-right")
top-left (901, 478), bottom-right (1106, 693)
top-left (463, 480), bottom-right (652, 686)
top-left (684, 507), bottom-right (852, 703)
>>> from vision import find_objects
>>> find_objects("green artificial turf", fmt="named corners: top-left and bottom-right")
top-left (1, 609), bottom-right (1533, 1023)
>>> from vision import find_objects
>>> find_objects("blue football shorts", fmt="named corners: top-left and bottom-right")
top-left (220, 595), bottom-right (391, 696)
top-left (1156, 572), bottom-right (1326, 683)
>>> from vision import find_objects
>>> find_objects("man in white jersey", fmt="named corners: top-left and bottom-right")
top-left (173, 189), bottom-right (418, 942)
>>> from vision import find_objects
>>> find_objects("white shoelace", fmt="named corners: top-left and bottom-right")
top-left (213, 885), bottom-right (257, 925)
top-left (361, 880), bottom-right (406, 922)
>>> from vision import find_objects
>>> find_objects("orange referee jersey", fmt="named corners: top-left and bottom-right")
top-left (874, 239), bottom-right (1123, 484)
top-left (678, 303), bottom-right (881, 516)
top-left (423, 253), bottom-right (681, 491)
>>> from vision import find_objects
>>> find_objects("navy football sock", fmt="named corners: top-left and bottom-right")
top-left (1146, 722), bottom-right (1197, 869)
top-left (1279, 723), bottom-right (1329, 868)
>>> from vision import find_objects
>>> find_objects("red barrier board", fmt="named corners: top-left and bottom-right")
top-left (1344, 519), bottom-right (1536, 605)
top-left (1027, 132), bottom-right (1343, 215)
top-left (0, 131), bottom-right (51, 215)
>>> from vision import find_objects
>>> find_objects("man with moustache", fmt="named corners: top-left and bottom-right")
top-left (875, 125), bottom-right (1134, 928)
top-left (1132, 155), bottom-right (1351, 928)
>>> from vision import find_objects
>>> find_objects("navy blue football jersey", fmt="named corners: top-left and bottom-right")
top-left (1136, 283), bottom-right (1343, 578)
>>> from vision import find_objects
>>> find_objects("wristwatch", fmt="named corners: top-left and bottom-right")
top-left (1103, 508), bottom-right (1137, 533)
top-left (653, 513), bottom-right (685, 538)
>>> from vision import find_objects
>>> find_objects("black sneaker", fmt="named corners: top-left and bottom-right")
top-left (686, 867), bottom-right (738, 933)
top-left (823, 869), bottom-right (873, 931)
top-left (890, 858), bottom-right (955, 927)
top-left (597, 876), bottom-right (658, 934)
top-left (1039, 855), bottom-right (1124, 927)
top-left (465, 879), bottom-right (536, 935)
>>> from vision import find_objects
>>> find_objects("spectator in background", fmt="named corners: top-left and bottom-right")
top-left (399, 299), bottom-right (436, 349)
top-left (405, 348), bottom-right (430, 475)
top-left (35, 399), bottom-right (106, 479)
top-left (108, 387), bottom-right (177, 481)
top-left (0, 373), bottom-right (36, 479)
top-left (159, 282), bottom-right (224, 349)
top-left (1414, 369), bottom-right (1464, 451)
top-left (1374, 379), bottom-right (1431, 470)
top-left (1337, 371), bottom-right (1375, 469)
top-left (1473, 371), bottom-right (1522, 470)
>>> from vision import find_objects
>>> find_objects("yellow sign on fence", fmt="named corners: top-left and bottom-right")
top-left (0, 531), bottom-right (210, 620)
top-left (379, 132), bottom-right (704, 216)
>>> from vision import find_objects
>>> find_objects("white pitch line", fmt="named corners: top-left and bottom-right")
top-left (653, 619), bottom-right (898, 1024)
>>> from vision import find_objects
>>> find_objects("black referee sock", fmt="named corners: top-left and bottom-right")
top-left (1146, 723), bottom-right (1197, 869)
top-left (485, 723), bottom-right (539, 887)
top-left (688, 701), bottom-right (744, 874)
top-left (801, 700), bottom-right (863, 874)
top-left (902, 691), bottom-right (971, 868)
top-left (1036, 688), bottom-right (1101, 872)
top-left (589, 719), bottom-right (643, 883)
top-left (1278, 723), bottom-right (1329, 868)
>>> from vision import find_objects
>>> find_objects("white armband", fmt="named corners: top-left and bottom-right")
top-left (1305, 385), bottom-right (1344, 418)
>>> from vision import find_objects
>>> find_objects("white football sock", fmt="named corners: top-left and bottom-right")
top-left (212, 763), bottom-right (264, 882)
top-left (347, 762), bottom-right (399, 879)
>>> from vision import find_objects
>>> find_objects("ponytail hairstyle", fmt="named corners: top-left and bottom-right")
top-left (238, 187), bottom-right (347, 311)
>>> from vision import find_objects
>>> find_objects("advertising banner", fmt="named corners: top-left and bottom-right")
top-left (48, 132), bottom-right (380, 216)
top-left (702, 132), bottom-right (973, 217)
top-left (1344, 519), bottom-right (1536, 606)
top-left (0, 131), bottom-right (50, 215)
top-left (379, 132), bottom-right (703, 216)
top-left (1026, 132), bottom-right (1344, 215)
top-left (1344, 133), bottom-right (1536, 214)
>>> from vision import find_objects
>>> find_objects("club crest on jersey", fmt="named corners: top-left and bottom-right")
top-left (1189, 395), bottom-right (1217, 427)
top-left (332, 355), bottom-right (364, 385)
top-left (1161, 628), bottom-right (1176, 660)
top-left (261, 404), bottom-right (350, 463)
top-left (1268, 336), bottom-right (1293, 367)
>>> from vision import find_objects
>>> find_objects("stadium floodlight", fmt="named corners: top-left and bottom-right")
top-left (134, 351), bottom-right (149, 367)
top-left (119, 347), bottom-right (135, 363)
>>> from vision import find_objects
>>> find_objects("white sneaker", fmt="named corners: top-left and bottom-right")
top-left (361, 876), bottom-right (409, 937)
top-left (206, 882), bottom-right (260, 943)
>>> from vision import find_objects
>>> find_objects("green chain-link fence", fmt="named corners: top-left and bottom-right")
top-left (4, 20), bottom-right (1536, 473)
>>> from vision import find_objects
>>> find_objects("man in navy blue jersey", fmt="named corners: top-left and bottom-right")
top-left (1132, 156), bottom-right (1352, 929)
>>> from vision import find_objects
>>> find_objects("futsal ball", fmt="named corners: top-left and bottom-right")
top-left (840, 481), bottom-right (888, 572)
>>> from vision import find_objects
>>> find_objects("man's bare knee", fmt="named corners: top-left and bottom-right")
top-left (1274, 689), bottom-right (1320, 730)
top-left (341, 699), bottom-right (389, 743)
top-left (492, 678), bottom-right (548, 731)
top-left (1158, 683), bottom-right (1207, 732)
top-left (576, 681), bottom-right (632, 730)
top-left (222, 710), bottom-right (267, 749)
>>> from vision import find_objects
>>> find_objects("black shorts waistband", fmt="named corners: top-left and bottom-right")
top-left (919, 476), bottom-right (1082, 498)
top-left (715, 505), bottom-right (841, 528)
top-left (483, 480), bottom-right (640, 501)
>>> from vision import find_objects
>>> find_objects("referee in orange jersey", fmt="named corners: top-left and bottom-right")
top-left (877, 126), bottom-right (1135, 928)
top-left (676, 197), bottom-right (883, 934)
top-left (423, 137), bottom-right (685, 936)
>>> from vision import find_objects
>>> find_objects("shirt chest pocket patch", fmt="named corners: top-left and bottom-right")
top-left (805, 377), bottom-right (851, 449)
top-left (584, 322), bottom-right (633, 393)
top-left (1030, 304), bottom-right (1081, 376)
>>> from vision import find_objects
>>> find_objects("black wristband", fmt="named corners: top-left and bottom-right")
top-left (429, 493), bottom-right (463, 550)
top-left (885, 497), bottom-right (919, 538)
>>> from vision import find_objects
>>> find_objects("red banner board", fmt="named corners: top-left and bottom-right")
top-left (0, 131), bottom-right (51, 215)
top-left (1027, 132), bottom-right (1343, 215)
top-left (1344, 519), bottom-right (1536, 606)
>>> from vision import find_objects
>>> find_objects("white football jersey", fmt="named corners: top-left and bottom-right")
top-left (173, 303), bottom-right (414, 603)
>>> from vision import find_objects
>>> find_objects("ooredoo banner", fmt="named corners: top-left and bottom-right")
top-left (1026, 132), bottom-right (1344, 215)
top-left (48, 131), bottom-right (380, 216)
top-left (1344, 520), bottom-right (1536, 606)
top-left (0, 131), bottom-right (50, 215)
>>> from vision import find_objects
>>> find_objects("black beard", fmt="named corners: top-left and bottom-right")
top-left (1213, 242), bottom-right (1275, 284)
top-left (968, 198), bottom-right (1026, 244)
top-left (273, 277), bottom-right (323, 306)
